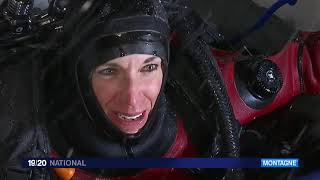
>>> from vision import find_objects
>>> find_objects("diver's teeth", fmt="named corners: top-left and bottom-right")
top-left (118, 113), bottom-right (143, 121)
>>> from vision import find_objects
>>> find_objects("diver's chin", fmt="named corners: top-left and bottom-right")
top-left (108, 110), bottom-right (149, 134)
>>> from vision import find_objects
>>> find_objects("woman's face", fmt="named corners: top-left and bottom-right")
top-left (91, 54), bottom-right (163, 134)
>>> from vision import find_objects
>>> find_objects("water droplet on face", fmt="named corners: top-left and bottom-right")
top-left (153, 51), bottom-right (157, 56)
top-left (119, 48), bottom-right (126, 57)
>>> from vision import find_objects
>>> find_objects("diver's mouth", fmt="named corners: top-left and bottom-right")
top-left (117, 112), bottom-right (144, 121)
top-left (108, 110), bottom-right (148, 134)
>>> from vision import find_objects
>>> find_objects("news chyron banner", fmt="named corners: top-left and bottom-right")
top-left (22, 158), bottom-right (299, 168)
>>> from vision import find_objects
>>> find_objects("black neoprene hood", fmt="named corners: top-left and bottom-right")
top-left (75, 0), bottom-right (171, 141)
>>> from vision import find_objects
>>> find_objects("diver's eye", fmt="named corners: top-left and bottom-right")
top-left (97, 67), bottom-right (117, 76)
top-left (141, 64), bottom-right (159, 72)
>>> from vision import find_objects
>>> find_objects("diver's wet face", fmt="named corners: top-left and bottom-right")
top-left (91, 54), bottom-right (163, 134)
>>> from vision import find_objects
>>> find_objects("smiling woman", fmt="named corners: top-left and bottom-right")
top-left (91, 54), bottom-right (163, 134)
top-left (74, 27), bottom-right (170, 142)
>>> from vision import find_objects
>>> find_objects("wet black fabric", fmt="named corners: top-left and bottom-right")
top-left (0, 61), bottom-right (35, 178)
top-left (0, 57), bottom-right (50, 179)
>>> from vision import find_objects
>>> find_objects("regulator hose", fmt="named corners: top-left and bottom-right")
top-left (164, 1), bottom-right (242, 178)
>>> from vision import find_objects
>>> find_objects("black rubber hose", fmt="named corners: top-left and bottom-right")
top-left (186, 39), bottom-right (242, 179)
top-left (168, 7), bottom-right (243, 179)
top-left (187, 39), bottom-right (240, 158)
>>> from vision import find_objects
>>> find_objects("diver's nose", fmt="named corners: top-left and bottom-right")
top-left (120, 75), bottom-right (142, 109)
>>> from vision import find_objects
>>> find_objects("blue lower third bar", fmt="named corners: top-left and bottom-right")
top-left (23, 158), bottom-right (261, 168)
top-left (23, 158), bottom-right (300, 168)
top-left (261, 158), bottom-right (299, 168)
